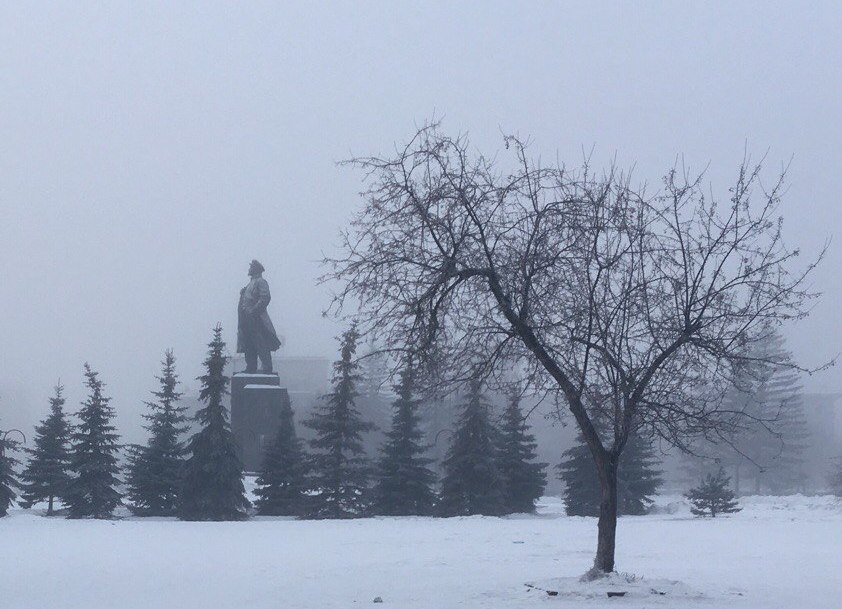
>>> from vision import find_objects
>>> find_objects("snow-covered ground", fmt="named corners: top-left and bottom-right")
top-left (2, 491), bottom-right (841, 609)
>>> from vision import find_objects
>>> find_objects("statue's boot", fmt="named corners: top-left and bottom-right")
top-left (258, 350), bottom-right (273, 374)
top-left (244, 351), bottom-right (259, 373)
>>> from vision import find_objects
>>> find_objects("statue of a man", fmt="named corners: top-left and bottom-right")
top-left (237, 259), bottom-right (282, 373)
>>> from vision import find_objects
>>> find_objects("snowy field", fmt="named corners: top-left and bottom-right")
top-left (2, 490), bottom-right (841, 609)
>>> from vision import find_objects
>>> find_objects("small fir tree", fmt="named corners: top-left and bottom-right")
top-left (179, 326), bottom-right (250, 521)
top-left (126, 350), bottom-right (188, 516)
top-left (305, 325), bottom-right (375, 518)
top-left (496, 393), bottom-right (547, 514)
top-left (19, 383), bottom-right (72, 514)
top-left (0, 429), bottom-right (20, 517)
top-left (685, 467), bottom-right (742, 517)
top-left (439, 380), bottom-right (505, 516)
top-left (559, 427), bottom-right (663, 516)
top-left (254, 402), bottom-right (310, 516)
top-left (65, 365), bottom-right (122, 519)
top-left (371, 362), bottom-right (437, 516)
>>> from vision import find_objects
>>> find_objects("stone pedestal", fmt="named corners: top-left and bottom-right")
top-left (230, 372), bottom-right (290, 473)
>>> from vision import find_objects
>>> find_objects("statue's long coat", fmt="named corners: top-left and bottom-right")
top-left (237, 277), bottom-right (282, 354)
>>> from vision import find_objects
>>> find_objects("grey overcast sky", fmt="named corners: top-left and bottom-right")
top-left (1, 2), bottom-right (840, 436)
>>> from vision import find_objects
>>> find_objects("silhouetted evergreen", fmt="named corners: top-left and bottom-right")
top-left (556, 431), bottom-right (598, 515)
top-left (830, 458), bottom-right (842, 497)
top-left (305, 325), bottom-right (374, 518)
top-left (66, 365), bottom-right (122, 519)
top-left (685, 467), bottom-right (741, 517)
top-left (254, 402), bottom-right (310, 516)
top-left (496, 393), bottom-right (547, 514)
top-left (688, 332), bottom-right (810, 495)
top-left (126, 350), bottom-right (188, 516)
top-left (619, 433), bottom-right (664, 514)
top-left (372, 363), bottom-right (437, 515)
top-left (0, 429), bottom-right (20, 517)
top-left (439, 380), bottom-right (504, 516)
top-left (744, 333), bottom-right (810, 494)
top-left (179, 326), bottom-right (249, 521)
top-left (19, 383), bottom-right (72, 514)
top-left (559, 429), bottom-right (662, 516)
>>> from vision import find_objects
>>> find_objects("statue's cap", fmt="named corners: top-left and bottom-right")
top-left (249, 259), bottom-right (265, 274)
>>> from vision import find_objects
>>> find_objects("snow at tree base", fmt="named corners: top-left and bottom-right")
top-left (3, 490), bottom-right (841, 609)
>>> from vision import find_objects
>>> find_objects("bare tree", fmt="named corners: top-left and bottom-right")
top-left (323, 122), bottom-right (825, 575)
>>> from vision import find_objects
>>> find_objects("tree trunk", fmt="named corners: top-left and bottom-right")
top-left (593, 456), bottom-right (619, 574)
top-left (47, 495), bottom-right (54, 516)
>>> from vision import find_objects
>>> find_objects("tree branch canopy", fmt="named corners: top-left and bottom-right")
top-left (323, 122), bottom-right (825, 457)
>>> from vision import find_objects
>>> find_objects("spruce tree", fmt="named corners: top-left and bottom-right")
top-left (496, 393), bottom-right (547, 514)
top-left (371, 362), bottom-right (437, 516)
top-left (829, 457), bottom-right (842, 497)
top-left (827, 457), bottom-right (842, 497)
top-left (762, 391), bottom-right (810, 494)
top-left (179, 325), bottom-right (249, 521)
top-left (360, 341), bottom-right (390, 399)
top-left (0, 429), bottom-right (20, 517)
top-left (556, 431), bottom-right (599, 516)
top-left (617, 433), bottom-right (664, 515)
top-left (685, 467), bottom-right (742, 517)
top-left (559, 427), bottom-right (662, 516)
top-left (439, 380), bottom-right (504, 516)
top-left (304, 325), bottom-right (375, 518)
top-left (753, 352), bottom-right (810, 495)
top-left (19, 383), bottom-right (72, 514)
top-left (66, 365), bottom-right (122, 519)
top-left (126, 350), bottom-right (187, 516)
top-left (254, 401), bottom-right (310, 516)
top-left (717, 331), bottom-right (809, 495)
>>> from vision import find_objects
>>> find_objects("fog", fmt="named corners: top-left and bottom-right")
top-left (1, 2), bottom-right (841, 450)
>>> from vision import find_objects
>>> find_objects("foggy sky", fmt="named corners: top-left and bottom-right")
top-left (2, 2), bottom-right (841, 440)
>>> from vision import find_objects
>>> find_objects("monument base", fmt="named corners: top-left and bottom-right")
top-left (230, 372), bottom-right (291, 473)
